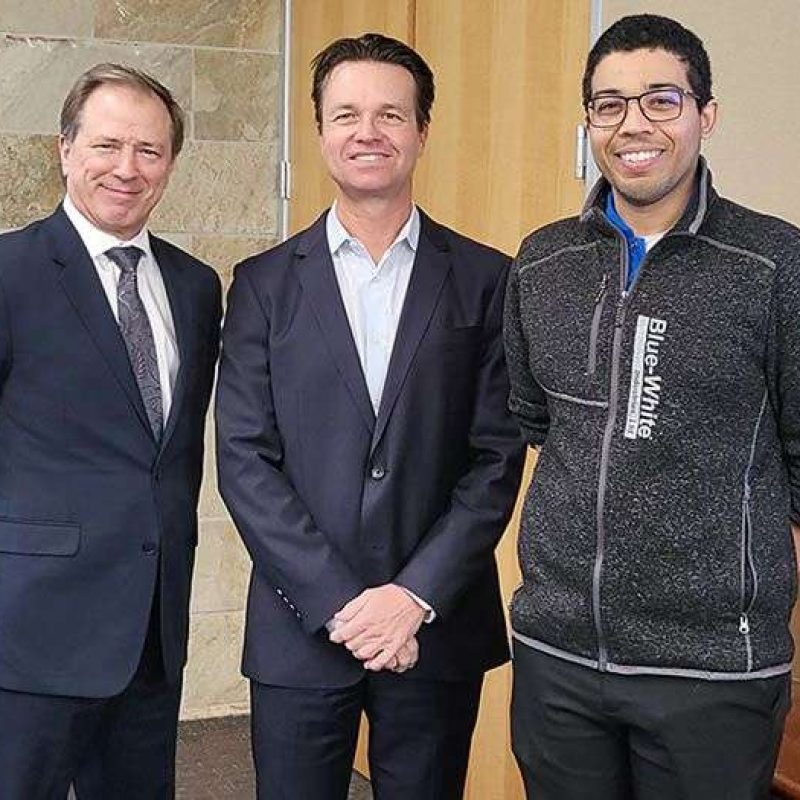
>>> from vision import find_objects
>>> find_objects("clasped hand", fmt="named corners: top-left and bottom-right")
top-left (329, 584), bottom-right (426, 672)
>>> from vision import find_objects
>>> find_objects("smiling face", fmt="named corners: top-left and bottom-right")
top-left (59, 83), bottom-right (175, 239)
top-left (587, 48), bottom-right (717, 233)
top-left (318, 60), bottom-right (427, 206)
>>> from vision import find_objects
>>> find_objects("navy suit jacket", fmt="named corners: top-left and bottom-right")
top-left (0, 206), bottom-right (221, 698)
top-left (216, 211), bottom-right (524, 688)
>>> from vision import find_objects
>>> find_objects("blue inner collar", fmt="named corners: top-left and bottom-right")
top-left (604, 191), bottom-right (647, 290)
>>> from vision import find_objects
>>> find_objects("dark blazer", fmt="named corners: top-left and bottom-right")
top-left (216, 210), bottom-right (524, 688)
top-left (0, 206), bottom-right (221, 699)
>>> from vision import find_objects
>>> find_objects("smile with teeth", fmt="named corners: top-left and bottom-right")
top-left (351, 153), bottom-right (389, 161)
top-left (619, 149), bottom-right (662, 165)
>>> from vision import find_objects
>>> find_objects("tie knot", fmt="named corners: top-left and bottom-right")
top-left (106, 246), bottom-right (144, 274)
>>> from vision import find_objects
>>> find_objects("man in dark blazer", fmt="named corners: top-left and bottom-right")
top-left (216, 33), bottom-right (523, 800)
top-left (0, 64), bottom-right (221, 799)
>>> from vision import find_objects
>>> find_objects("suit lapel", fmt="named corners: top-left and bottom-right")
top-left (295, 215), bottom-right (375, 434)
top-left (371, 213), bottom-right (451, 452)
top-left (49, 207), bottom-right (155, 441)
top-left (151, 235), bottom-right (190, 453)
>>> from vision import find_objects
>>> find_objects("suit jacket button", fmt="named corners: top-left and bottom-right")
top-left (141, 541), bottom-right (158, 555)
top-left (370, 465), bottom-right (386, 480)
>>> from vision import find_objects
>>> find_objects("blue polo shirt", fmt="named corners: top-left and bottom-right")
top-left (605, 192), bottom-right (647, 291)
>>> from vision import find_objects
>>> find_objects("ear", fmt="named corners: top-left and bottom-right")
top-left (58, 134), bottom-right (71, 177)
top-left (418, 123), bottom-right (429, 152)
top-left (699, 98), bottom-right (718, 140)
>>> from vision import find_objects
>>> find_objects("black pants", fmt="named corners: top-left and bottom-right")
top-left (511, 642), bottom-right (790, 800)
top-left (0, 589), bottom-right (182, 800)
top-left (251, 671), bottom-right (483, 800)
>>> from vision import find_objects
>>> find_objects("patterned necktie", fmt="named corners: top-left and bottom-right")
top-left (105, 246), bottom-right (164, 439)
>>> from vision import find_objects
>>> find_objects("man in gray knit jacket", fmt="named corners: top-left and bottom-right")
top-left (505, 14), bottom-right (800, 800)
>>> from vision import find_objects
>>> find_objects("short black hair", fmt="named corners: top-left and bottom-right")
top-left (583, 14), bottom-right (713, 107)
top-left (311, 32), bottom-right (434, 132)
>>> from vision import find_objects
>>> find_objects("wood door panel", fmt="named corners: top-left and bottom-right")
top-left (414, 0), bottom-right (589, 255)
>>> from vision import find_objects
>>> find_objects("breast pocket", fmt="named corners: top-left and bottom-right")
top-left (422, 324), bottom-right (483, 349)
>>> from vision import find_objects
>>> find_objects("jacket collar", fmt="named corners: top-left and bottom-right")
top-left (292, 208), bottom-right (452, 452)
top-left (580, 156), bottom-right (717, 238)
top-left (46, 205), bottom-right (161, 445)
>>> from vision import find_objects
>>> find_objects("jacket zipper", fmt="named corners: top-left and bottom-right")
top-left (738, 391), bottom-right (767, 670)
top-left (587, 273), bottom-right (609, 377)
top-left (593, 296), bottom-right (626, 670)
top-left (739, 483), bottom-right (756, 671)
top-left (592, 229), bottom-right (630, 670)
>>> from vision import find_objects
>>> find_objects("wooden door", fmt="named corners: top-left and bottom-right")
top-left (289, 3), bottom-right (590, 797)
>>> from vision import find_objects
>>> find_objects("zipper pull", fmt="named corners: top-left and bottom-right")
top-left (739, 613), bottom-right (750, 634)
top-left (593, 273), bottom-right (609, 305)
top-left (614, 298), bottom-right (626, 328)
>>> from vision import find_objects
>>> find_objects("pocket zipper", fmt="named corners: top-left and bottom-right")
top-left (587, 273), bottom-right (609, 377)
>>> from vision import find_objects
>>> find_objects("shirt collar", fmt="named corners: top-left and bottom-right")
top-left (63, 193), bottom-right (153, 265)
top-left (603, 191), bottom-right (639, 246)
top-left (326, 202), bottom-right (420, 257)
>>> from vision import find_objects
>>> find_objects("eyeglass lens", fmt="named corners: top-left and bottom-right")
top-left (589, 89), bottom-right (684, 126)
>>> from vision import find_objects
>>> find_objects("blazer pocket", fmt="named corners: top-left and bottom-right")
top-left (424, 324), bottom-right (483, 346)
top-left (0, 518), bottom-right (81, 556)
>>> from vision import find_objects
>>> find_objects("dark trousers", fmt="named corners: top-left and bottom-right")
top-left (251, 671), bottom-right (483, 800)
top-left (0, 590), bottom-right (182, 800)
top-left (511, 642), bottom-right (790, 800)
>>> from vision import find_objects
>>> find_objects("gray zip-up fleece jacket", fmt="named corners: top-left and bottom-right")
top-left (504, 160), bottom-right (800, 679)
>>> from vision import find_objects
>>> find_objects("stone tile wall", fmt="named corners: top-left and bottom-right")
top-left (0, 0), bottom-right (282, 719)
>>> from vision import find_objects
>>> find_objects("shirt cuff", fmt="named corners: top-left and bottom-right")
top-left (399, 586), bottom-right (436, 623)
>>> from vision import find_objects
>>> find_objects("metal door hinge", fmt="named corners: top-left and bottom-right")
top-left (574, 124), bottom-right (587, 180)
top-left (280, 160), bottom-right (292, 199)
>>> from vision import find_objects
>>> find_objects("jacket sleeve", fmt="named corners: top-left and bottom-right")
top-left (772, 231), bottom-right (800, 524)
top-left (215, 264), bottom-right (365, 634)
top-left (394, 258), bottom-right (525, 617)
top-left (502, 248), bottom-right (551, 446)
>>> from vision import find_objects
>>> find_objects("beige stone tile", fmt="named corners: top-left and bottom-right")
top-left (180, 694), bottom-right (250, 721)
top-left (151, 231), bottom-right (193, 251)
top-left (0, 37), bottom-right (192, 135)
top-left (195, 50), bottom-right (280, 142)
top-left (181, 610), bottom-right (249, 720)
top-left (191, 517), bottom-right (251, 615)
top-left (152, 140), bottom-right (277, 236)
top-left (0, 134), bottom-right (62, 229)
top-left (192, 234), bottom-right (275, 287)
top-left (95, 0), bottom-right (281, 51)
top-left (0, 0), bottom-right (94, 37)
top-left (199, 406), bottom-right (228, 521)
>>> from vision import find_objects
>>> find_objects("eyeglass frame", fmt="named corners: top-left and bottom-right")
top-left (584, 87), bottom-right (706, 129)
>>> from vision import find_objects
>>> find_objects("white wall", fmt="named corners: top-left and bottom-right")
top-left (601, 0), bottom-right (800, 225)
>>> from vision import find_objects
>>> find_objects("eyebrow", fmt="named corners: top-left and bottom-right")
top-left (92, 135), bottom-right (164, 149)
top-left (591, 82), bottom-right (686, 97)
top-left (327, 101), bottom-right (410, 112)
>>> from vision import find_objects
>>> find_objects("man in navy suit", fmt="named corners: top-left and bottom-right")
top-left (216, 33), bottom-right (524, 800)
top-left (0, 64), bottom-right (221, 799)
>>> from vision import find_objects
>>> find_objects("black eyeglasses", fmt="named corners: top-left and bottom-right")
top-left (585, 88), bottom-right (702, 128)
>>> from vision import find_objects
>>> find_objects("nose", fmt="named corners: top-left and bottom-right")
top-left (617, 97), bottom-right (656, 135)
top-left (113, 146), bottom-right (139, 179)
top-left (354, 113), bottom-right (381, 141)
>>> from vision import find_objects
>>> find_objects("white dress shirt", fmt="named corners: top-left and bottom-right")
top-left (326, 203), bottom-right (434, 622)
top-left (63, 195), bottom-right (180, 422)
top-left (326, 203), bottom-right (419, 414)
